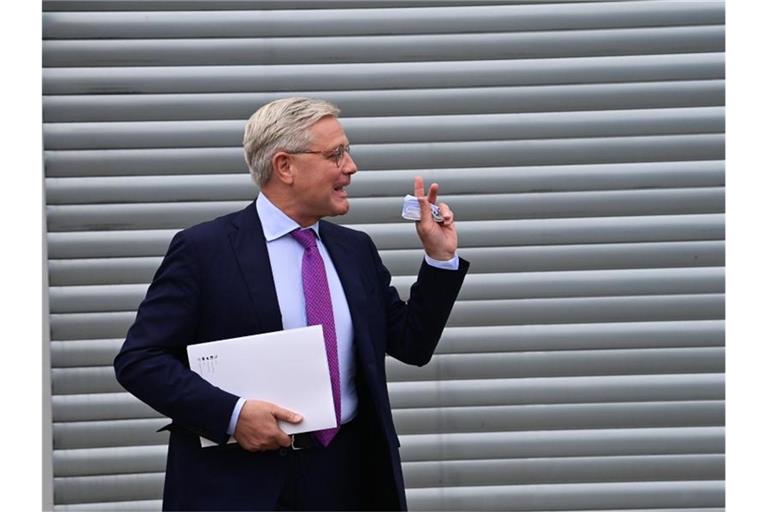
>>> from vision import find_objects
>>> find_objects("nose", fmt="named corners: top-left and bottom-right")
top-left (342, 151), bottom-right (357, 175)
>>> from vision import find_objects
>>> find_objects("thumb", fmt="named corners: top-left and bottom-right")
top-left (272, 406), bottom-right (302, 424)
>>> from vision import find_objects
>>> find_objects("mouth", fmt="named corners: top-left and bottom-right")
top-left (333, 184), bottom-right (349, 196)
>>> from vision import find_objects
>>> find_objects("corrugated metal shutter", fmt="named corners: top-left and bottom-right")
top-left (43, 1), bottom-right (725, 510)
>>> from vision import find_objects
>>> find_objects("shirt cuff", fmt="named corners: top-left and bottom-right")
top-left (227, 397), bottom-right (247, 436)
top-left (424, 253), bottom-right (460, 271)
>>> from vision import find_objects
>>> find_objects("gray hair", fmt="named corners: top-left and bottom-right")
top-left (243, 97), bottom-right (341, 187)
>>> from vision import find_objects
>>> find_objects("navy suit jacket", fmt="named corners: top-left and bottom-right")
top-left (114, 201), bottom-right (469, 510)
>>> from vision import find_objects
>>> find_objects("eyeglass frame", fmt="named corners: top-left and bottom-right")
top-left (284, 144), bottom-right (352, 168)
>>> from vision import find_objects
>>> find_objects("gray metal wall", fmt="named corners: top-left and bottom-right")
top-left (43, 1), bottom-right (725, 510)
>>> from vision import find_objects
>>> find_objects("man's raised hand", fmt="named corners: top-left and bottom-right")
top-left (413, 176), bottom-right (457, 261)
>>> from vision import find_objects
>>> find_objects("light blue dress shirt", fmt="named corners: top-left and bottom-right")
top-left (226, 194), bottom-right (458, 435)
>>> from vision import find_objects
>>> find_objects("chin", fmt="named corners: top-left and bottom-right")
top-left (331, 201), bottom-right (350, 217)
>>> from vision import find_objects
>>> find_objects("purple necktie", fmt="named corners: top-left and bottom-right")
top-left (290, 228), bottom-right (341, 446)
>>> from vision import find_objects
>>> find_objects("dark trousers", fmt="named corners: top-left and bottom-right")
top-left (277, 416), bottom-right (365, 511)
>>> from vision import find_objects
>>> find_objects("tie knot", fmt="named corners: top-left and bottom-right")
top-left (291, 228), bottom-right (317, 250)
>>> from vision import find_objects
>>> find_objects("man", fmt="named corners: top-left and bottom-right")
top-left (114, 97), bottom-right (469, 510)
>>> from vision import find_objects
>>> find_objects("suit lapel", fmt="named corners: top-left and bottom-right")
top-left (228, 202), bottom-right (283, 334)
top-left (320, 221), bottom-right (376, 367)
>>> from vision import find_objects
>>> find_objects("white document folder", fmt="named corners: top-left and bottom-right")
top-left (186, 325), bottom-right (336, 447)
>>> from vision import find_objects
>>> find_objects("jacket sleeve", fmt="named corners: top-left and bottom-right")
top-left (365, 235), bottom-right (469, 366)
top-left (113, 230), bottom-right (238, 444)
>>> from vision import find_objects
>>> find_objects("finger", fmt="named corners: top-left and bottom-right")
top-left (438, 202), bottom-right (454, 225)
top-left (272, 406), bottom-right (303, 424)
top-left (275, 431), bottom-right (292, 448)
top-left (427, 183), bottom-right (439, 205)
top-left (414, 175), bottom-right (425, 198)
top-left (418, 196), bottom-right (434, 224)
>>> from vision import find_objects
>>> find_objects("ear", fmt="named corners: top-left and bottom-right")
top-left (271, 152), bottom-right (295, 185)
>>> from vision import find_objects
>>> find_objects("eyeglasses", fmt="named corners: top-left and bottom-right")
top-left (286, 144), bottom-right (351, 167)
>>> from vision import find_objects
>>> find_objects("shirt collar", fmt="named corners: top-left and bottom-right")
top-left (256, 193), bottom-right (320, 242)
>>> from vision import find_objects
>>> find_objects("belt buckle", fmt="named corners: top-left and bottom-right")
top-left (290, 434), bottom-right (304, 451)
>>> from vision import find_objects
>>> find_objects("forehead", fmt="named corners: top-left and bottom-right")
top-left (307, 116), bottom-right (348, 146)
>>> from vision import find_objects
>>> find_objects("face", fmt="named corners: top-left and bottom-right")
top-left (286, 116), bottom-right (357, 226)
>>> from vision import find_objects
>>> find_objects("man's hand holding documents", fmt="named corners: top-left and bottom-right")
top-left (187, 325), bottom-right (337, 449)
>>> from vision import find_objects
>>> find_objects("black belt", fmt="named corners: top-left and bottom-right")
top-left (289, 432), bottom-right (317, 450)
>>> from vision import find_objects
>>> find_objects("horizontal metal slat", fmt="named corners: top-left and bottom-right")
top-left (47, 230), bottom-right (176, 259)
top-left (52, 496), bottom-right (724, 512)
top-left (53, 474), bottom-right (726, 509)
top-left (51, 365), bottom-right (132, 395)
top-left (43, 107), bottom-right (725, 150)
top-left (54, 495), bottom-right (722, 512)
top-left (436, 241), bottom-right (726, 275)
top-left (394, 401), bottom-right (724, 435)
top-left (46, 201), bottom-right (244, 232)
top-left (53, 426), bottom-right (723, 478)
top-left (48, 267), bottom-right (725, 313)
top-left (42, 54), bottom-right (725, 95)
top-left (53, 392), bottom-right (160, 422)
top-left (46, 214), bottom-right (726, 259)
top-left (403, 454), bottom-right (724, 487)
top-left (42, 135), bottom-right (725, 179)
top-left (43, 1), bottom-right (537, 11)
top-left (42, 3), bottom-right (725, 39)
top-left (52, 374), bottom-right (724, 421)
top-left (42, 81), bottom-right (725, 122)
top-left (49, 0), bottom-right (576, 11)
top-left (55, 499), bottom-right (160, 511)
top-left (50, 319), bottom-right (726, 368)
top-left (294, 134), bottom-right (728, 172)
top-left (447, 294), bottom-right (723, 327)
top-left (47, 241), bottom-right (726, 286)
top-left (46, 186), bottom-right (725, 230)
top-left (56, 446), bottom-right (166, 477)
top-left (406, 480), bottom-right (724, 510)
top-left (51, 478), bottom-right (725, 511)
top-left (49, 257), bottom-right (161, 286)
top-left (50, 347), bottom-right (726, 394)
top-left (48, 293), bottom-right (724, 340)
top-left (42, 25), bottom-right (724, 67)
top-left (44, 161), bottom-right (726, 204)
top-left (401, 427), bottom-right (725, 462)
top-left (50, 320), bottom-right (725, 368)
top-left (389, 374), bottom-right (725, 409)
top-left (54, 418), bottom-right (168, 449)
top-left (49, 372), bottom-right (728, 423)
top-left (446, 268), bottom-right (725, 301)
top-left (346, 105), bottom-right (708, 145)
top-left (52, 401), bottom-right (724, 449)
top-left (363, 215), bottom-right (726, 249)
top-left (44, 134), bottom-right (726, 177)
top-left (53, 453), bottom-right (726, 501)
top-left (388, 347), bottom-right (725, 382)
top-left (53, 453), bottom-right (726, 488)
top-left (44, 189), bottom-right (726, 228)
top-left (51, 338), bottom-right (123, 367)
top-left (435, 320), bottom-right (725, 354)
top-left (50, 311), bottom-right (135, 340)
top-left (453, 509), bottom-right (722, 512)
top-left (423, 241), bottom-right (725, 276)
top-left (54, 473), bottom-right (162, 506)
